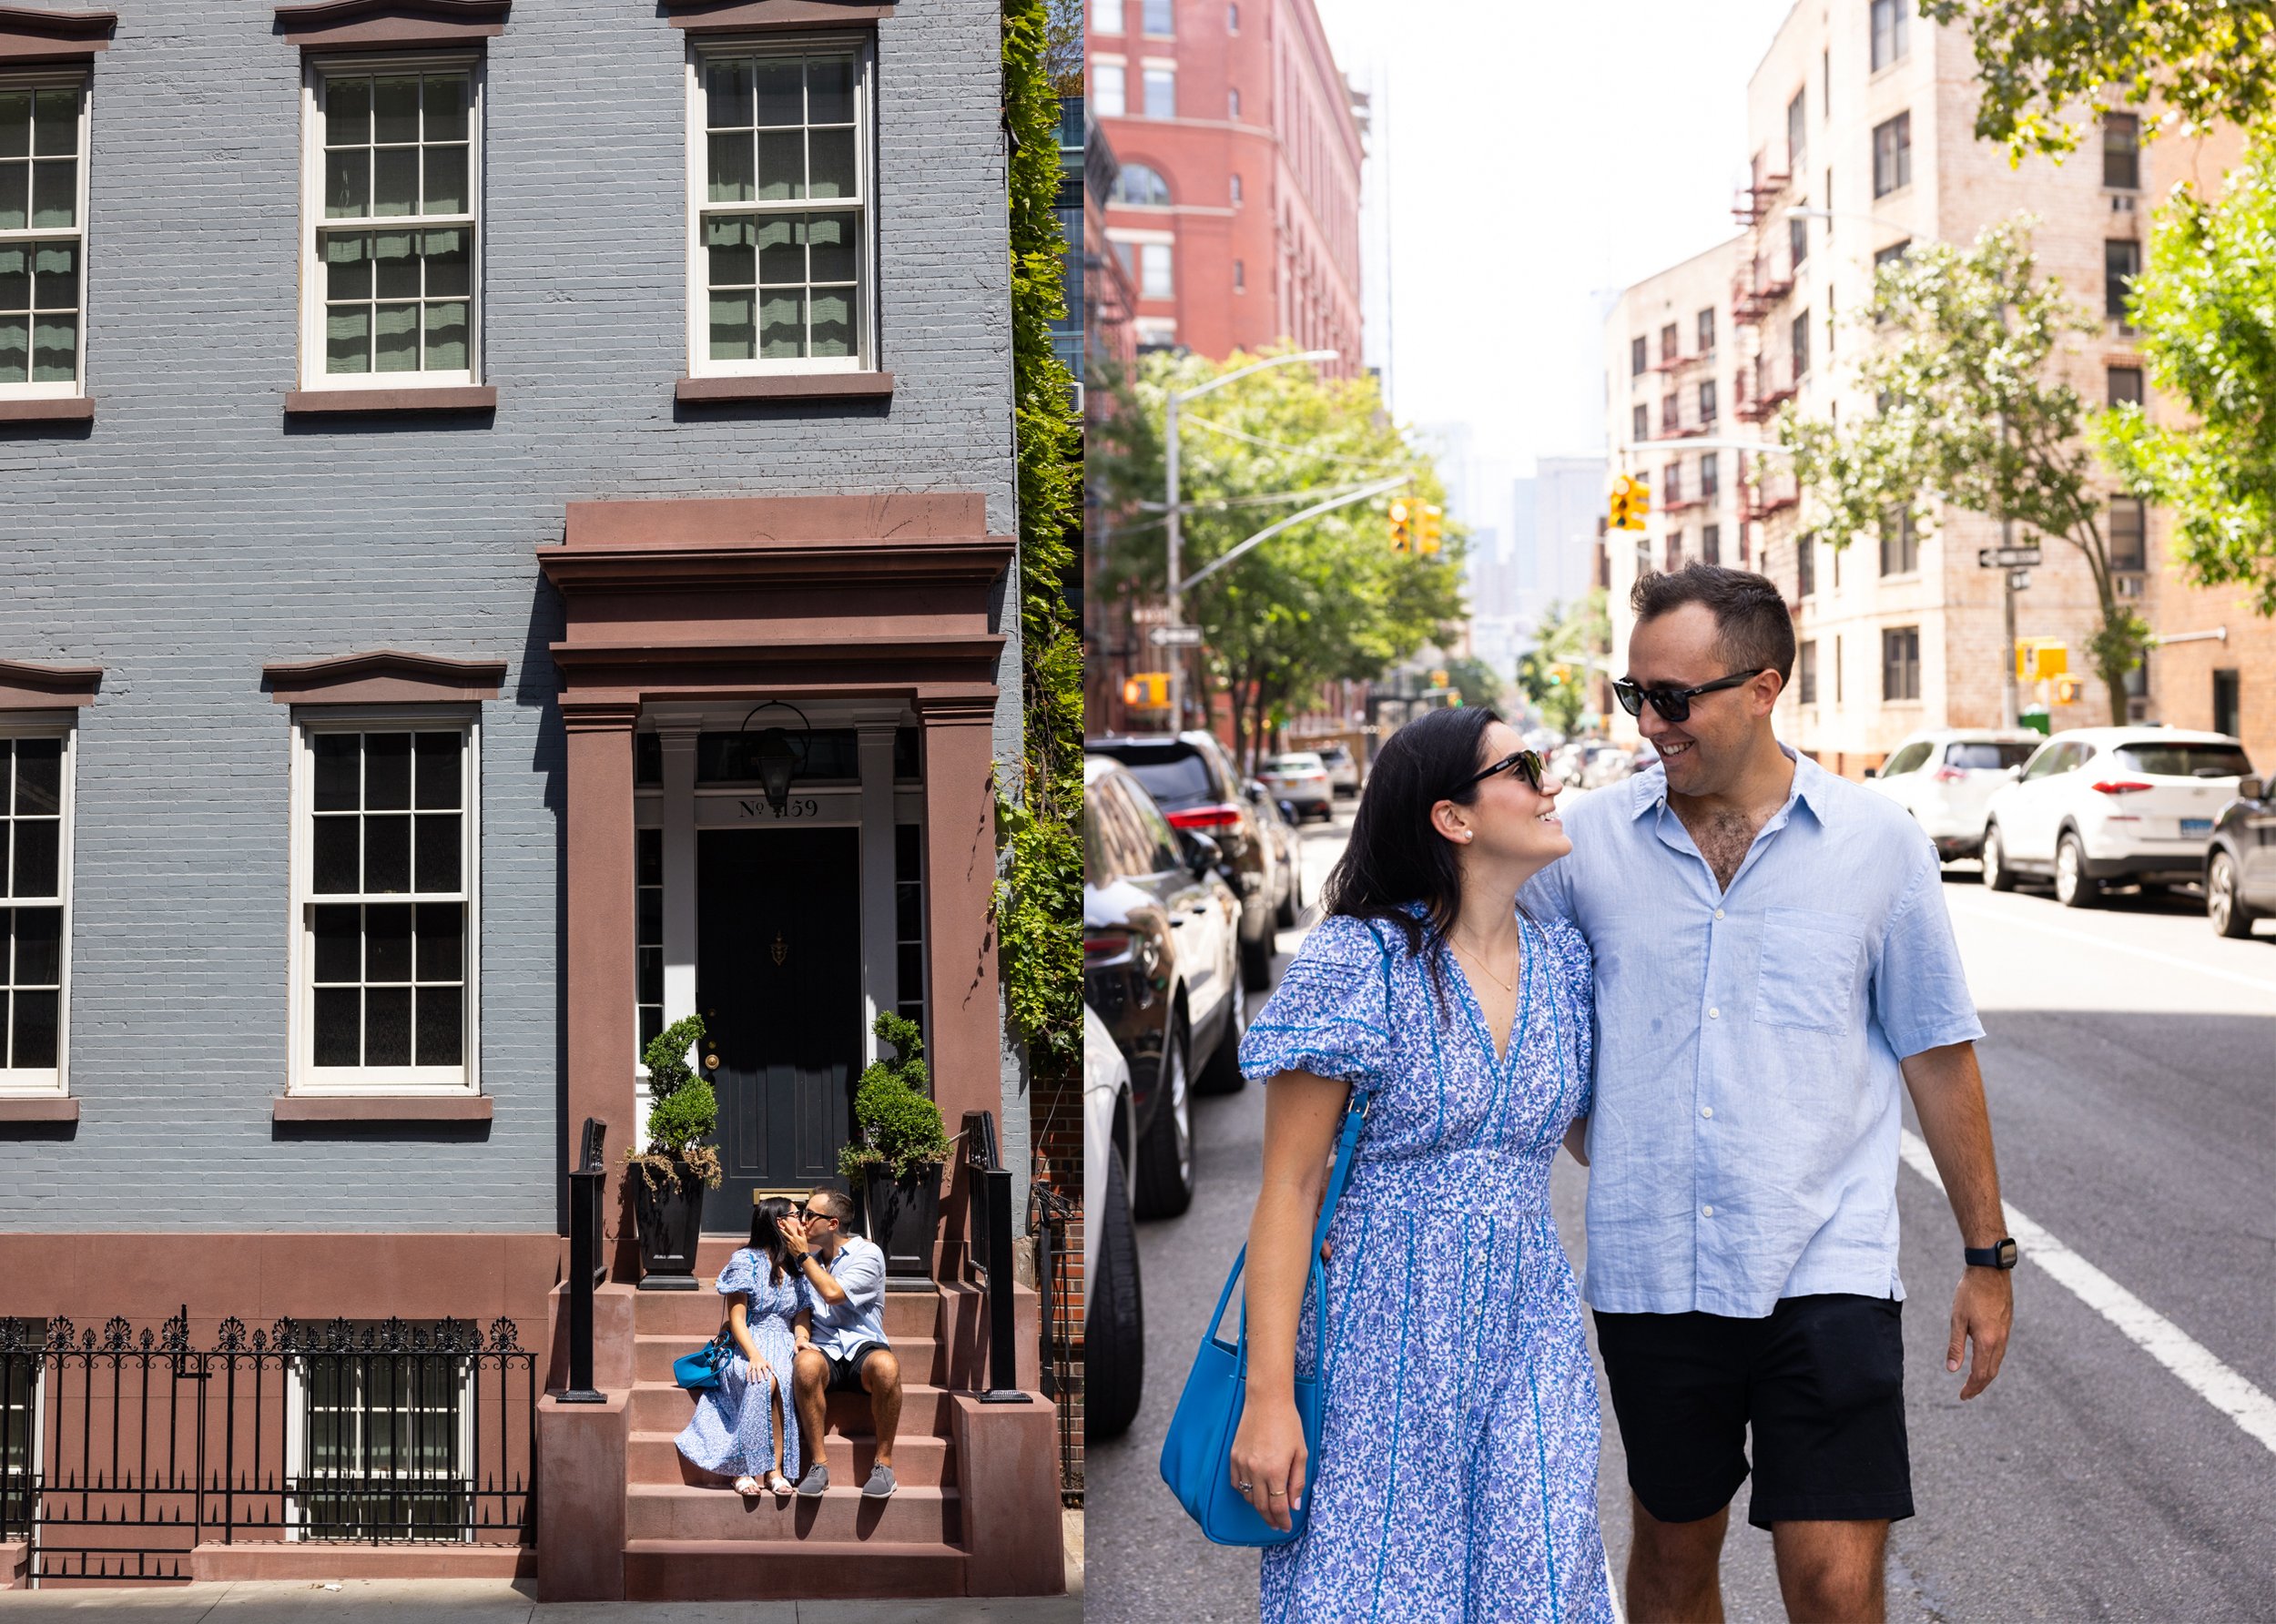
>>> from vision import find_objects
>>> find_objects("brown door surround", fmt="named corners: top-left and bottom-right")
top-left (538, 493), bottom-right (1013, 1281)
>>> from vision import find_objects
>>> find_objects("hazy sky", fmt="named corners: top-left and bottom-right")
top-left (1311, 0), bottom-right (1801, 473)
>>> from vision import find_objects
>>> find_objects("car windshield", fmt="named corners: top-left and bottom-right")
top-left (2111, 743), bottom-right (2253, 779)
top-left (1317, 745), bottom-right (1350, 763)
top-left (1270, 755), bottom-right (1324, 772)
top-left (1118, 752), bottom-right (1216, 809)
top-left (1946, 741), bottom-right (2039, 771)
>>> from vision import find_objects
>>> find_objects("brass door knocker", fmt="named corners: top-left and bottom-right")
top-left (771, 929), bottom-right (788, 967)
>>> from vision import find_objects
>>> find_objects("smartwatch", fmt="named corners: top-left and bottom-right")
top-left (1964, 1238), bottom-right (2018, 1270)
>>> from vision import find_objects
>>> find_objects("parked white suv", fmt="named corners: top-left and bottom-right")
top-left (1866, 729), bottom-right (2044, 861)
top-left (1981, 727), bottom-right (2256, 907)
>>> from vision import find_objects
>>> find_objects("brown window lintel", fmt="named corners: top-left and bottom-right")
top-left (0, 6), bottom-right (116, 60)
top-left (0, 656), bottom-right (103, 709)
top-left (283, 385), bottom-right (497, 414)
top-left (273, 1094), bottom-right (493, 1122)
top-left (262, 648), bottom-right (507, 705)
top-left (664, 0), bottom-right (895, 32)
top-left (273, 0), bottom-right (509, 50)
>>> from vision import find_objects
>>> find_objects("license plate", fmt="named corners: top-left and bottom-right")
top-left (2181, 818), bottom-right (2212, 837)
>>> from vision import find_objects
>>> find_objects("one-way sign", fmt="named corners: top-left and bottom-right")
top-left (1150, 625), bottom-right (1204, 647)
top-left (1978, 544), bottom-right (2043, 569)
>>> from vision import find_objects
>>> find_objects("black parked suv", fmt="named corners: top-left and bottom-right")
top-left (1083, 756), bottom-right (1245, 1218)
top-left (1088, 732), bottom-right (1281, 990)
top-left (2207, 769), bottom-right (2276, 939)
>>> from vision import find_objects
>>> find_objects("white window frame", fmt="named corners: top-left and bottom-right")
top-left (0, 67), bottom-right (92, 401)
top-left (0, 718), bottom-right (74, 1095)
top-left (685, 33), bottom-right (877, 379)
top-left (298, 50), bottom-right (485, 392)
top-left (287, 708), bottom-right (481, 1096)
top-left (284, 1339), bottom-right (476, 1544)
top-left (1092, 58), bottom-right (1126, 117)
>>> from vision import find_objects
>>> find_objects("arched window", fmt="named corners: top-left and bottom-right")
top-left (1112, 164), bottom-right (1173, 206)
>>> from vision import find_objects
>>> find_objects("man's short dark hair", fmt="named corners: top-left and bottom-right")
top-left (1631, 563), bottom-right (1796, 687)
top-left (807, 1187), bottom-right (856, 1225)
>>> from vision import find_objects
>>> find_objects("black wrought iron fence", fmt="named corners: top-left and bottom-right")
top-left (1032, 1177), bottom-right (1082, 1503)
top-left (0, 1310), bottom-right (533, 1585)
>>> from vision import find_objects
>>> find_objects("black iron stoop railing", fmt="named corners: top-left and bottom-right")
top-left (1031, 1177), bottom-right (1082, 1502)
top-left (962, 1110), bottom-right (1034, 1410)
top-left (0, 1311), bottom-right (534, 1585)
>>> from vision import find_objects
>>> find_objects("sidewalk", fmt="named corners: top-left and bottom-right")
top-left (0, 1516), bottom-right (1084, 1623)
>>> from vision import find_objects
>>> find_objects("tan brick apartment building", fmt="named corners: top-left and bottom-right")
top-left (1088, 0), bottom-right (1361, 368)
top-left (1609, 0), bottom-right (2272, 772)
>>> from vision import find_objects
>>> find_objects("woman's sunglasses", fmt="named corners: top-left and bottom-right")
top-left (1610, 667), bottom-right (1768, 725)
top-left (1451, 748), bottom-right (1548, 795)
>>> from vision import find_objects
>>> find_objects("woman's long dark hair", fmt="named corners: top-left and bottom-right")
top-left (1321, 707), bottom-right (1509, 982)
top-left (748, 1196), bottom-right (796, 1286)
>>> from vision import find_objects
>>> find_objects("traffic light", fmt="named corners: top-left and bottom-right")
top-left (2016, 639), bottom-right (2068, 682)
top-left (1123, 671), bottom-right (1171, 711)
top-left (1429, 669), bottom-right (1449, 687)
top-left (1609, 475), bottom-right (1651, 532)
top-left (1417, 503), bottom-right (1445, 555)
top-left (1388, 499), bottom-right (1412, 553)
top-left (2055, 675), bottom-right (2084, 705)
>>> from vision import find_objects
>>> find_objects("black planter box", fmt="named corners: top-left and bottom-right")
top-left (861, 1164), bottom-right (943, 1279)
top-left (633, 1162), bottom-right (707, 1290)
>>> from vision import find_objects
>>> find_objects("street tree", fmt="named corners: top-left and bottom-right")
top-left (1516, 591), bottom-right (1610, 738)
top-left (1442, 655), bottom-right (1507, 713)
top-left (1090, 350), bottom-right (1463, 768)
top-left (1776, 218), bottom-right (2149, 724)
top-left (2097, 137), bottom-right (2276, 617)
top-left (1922, 0), bottom-right (2276, 159)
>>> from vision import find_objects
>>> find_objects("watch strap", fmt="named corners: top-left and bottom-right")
top-left (1964, 1238), bottom-right (2018, 1269)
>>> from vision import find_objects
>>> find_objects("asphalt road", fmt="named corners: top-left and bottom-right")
top-left (1085, 793), bottom-right (2276, 1622)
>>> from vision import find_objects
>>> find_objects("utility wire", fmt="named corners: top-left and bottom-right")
top-left (1181, 411), bottom-right (1409, 469)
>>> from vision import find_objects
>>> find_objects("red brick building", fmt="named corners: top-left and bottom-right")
top-left (1088, 0), bottom-right (1362, 366)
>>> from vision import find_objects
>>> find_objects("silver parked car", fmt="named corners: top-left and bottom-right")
top-left (1866, 728), bottom-right (2044, 862)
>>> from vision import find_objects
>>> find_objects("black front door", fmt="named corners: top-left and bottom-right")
top-left (696, 827), bottom-right (863, 1232)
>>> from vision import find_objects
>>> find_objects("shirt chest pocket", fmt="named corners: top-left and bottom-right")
top-left (1753, 907), bottom-right (1864, 1034)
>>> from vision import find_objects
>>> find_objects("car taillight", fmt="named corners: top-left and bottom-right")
top-left (1931, 766), bottom-right (1966, 784)
top-left (2090, 780), bottom-right (2153, 796)
top-left (1166, 804), bottom-right (1244, 830)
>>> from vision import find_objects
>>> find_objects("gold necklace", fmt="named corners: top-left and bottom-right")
top-left (1450, 930), bottom-right (1519, 995)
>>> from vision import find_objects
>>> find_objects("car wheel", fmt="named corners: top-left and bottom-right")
top-left (1197, 985), bottom-right (1248, 1095)
top-left (1133, 1020), bottom-right (1194, 1219)
top-left (1084, 1142), bottom-right (1144, 1441)
top-left (1275, 874), bottom-right (1298, 929)
top-left (2055, 832), bottom-right (2098, 908)
top-left (1982, 824), bottom-right (2016, 892)
top-left (2210, 851), bottom-right (2254, 939)
top-left (1240, 925), bottom-right (1275, 991)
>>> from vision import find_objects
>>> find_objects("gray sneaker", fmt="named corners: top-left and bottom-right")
top-left (795, 1463), bottom-right (829, 1497)
top-left (860, 1464), bottom-right (896, 1498)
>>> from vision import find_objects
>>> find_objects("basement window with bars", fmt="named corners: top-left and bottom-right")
top-left (0, 732), bottom-right (69, 1091)
top-left (294, 719), bottom-right (477, 1094)
top-left (0, 72), bottom-right (88, 399)
top-left (689, 36), bottom-right (874, 375)
top-left (303, 56), bottom-right (481, 388)
top-left (287, 1325), bottom-right (473, 1542)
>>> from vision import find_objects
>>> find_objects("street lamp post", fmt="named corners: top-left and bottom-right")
top-left (1163, 349), bottom-right (1338, 730)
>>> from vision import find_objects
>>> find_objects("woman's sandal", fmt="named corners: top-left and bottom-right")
top-left (764, 1470), bottom-right (794, 1497)
top-left (733, 1476), bottom-right (762, 1497)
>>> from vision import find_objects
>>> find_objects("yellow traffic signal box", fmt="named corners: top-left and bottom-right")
top-left (1388, 499), bottom-right (1412, 553)
top-left (1123, 671), bottom-right (1171, 711)
top-left (1609, 475), bottom-right (1652, 532)
top-left (1417, 503), bottom-right (1445, 555)
top-left (2016, 638), bottom-right (2068, 682)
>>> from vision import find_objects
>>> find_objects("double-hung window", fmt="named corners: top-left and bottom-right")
top-left (0, 731), bottom-right (69, 1090)
top-left (292, 719), bottom-right (477, 1093)
top-left (691, 37), bottom-right (873, 375)
top-left (1873, 112), bottom-right (1910, 197)
top-left (304, 57), bottom-right (481, 388)
top-left (0, 73), bottom-right (87, 398)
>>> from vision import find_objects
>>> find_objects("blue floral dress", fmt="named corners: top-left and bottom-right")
top-left (675, 1248), bottom-right (808, 1481)
top-left (1238, 908), bottom-right (1613, 1624)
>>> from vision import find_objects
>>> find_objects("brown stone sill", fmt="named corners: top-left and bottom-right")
top-left (285, 385), bottom-right (497, 414)
top-left (676, 371), bottom-right (892, 403)
top-left (0, 1097), bottom-right (77, 1122)
top-left (273, 1094), bottom-right (493, 1122)
top-left (0, 396), bottom-right (93, 422)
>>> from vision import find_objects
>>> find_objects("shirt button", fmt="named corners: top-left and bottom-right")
top-left (1708, 1007), bottom-right (1721, 1020)
top-left (1701, 1105), bottom-right (1713, 1118)
top-left (1713, 908), bottom-right (1725, 920)
top-left (1702, 1204), bottom-right (1715, 1217)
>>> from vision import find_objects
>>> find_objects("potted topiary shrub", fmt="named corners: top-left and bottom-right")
top-left (838, 1012), bottom-right (952, 1280)
top-left (625, 1014), bottom-right (721, 1289)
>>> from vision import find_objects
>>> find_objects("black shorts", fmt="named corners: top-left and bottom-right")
top-left (821, 1341), bottom-right (889, 1394)
top-left (1593, 1294), bottom-right (1913, 1530)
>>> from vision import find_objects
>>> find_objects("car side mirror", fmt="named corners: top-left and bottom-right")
top-left (2241, 775), bottom-right (2265, 801)
top-left (1862, 766), bottom-right (1878, 779)
top-left (1180, 829), bottom-right (1222, 878)
top-left (2007, 765), bottom-right (2025, 781)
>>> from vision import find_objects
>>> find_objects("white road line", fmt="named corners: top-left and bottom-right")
top-left (1898, 1130), bottom-right (2276, 1457)
top-left (1943, 897), bottom-right (2276, 996)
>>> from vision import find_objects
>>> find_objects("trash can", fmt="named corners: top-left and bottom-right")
top-left (2020, 705), bottom-right (2051, 736)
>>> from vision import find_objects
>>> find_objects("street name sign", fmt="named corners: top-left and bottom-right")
top-left (1978, 545), bottom-right (2043, 569)
top-left (1150, 625), bottom-right (1204, 647)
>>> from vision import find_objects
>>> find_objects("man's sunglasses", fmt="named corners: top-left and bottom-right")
top-left (1611, 668), bottom-right (1768, 725)
top-left (1451, 748), bottom-right (1548, 796)
top-left (795, 1205), bottom-right (834, 1223)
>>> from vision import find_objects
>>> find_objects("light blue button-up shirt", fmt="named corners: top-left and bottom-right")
top-left (1522, 746), bottom-right (1983, 1319)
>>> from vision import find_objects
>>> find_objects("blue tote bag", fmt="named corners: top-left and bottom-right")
top-left (1159, 1091), bottom-right (1370, 1547)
